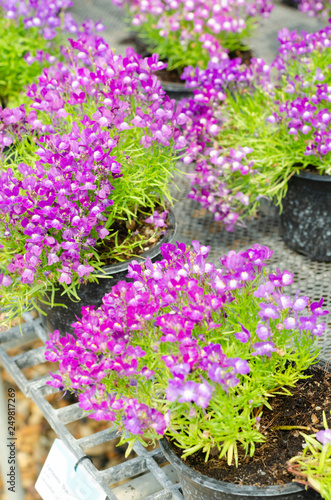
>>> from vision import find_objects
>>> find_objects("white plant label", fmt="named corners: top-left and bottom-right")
top-left (35, 439), bottom-right (107, 500)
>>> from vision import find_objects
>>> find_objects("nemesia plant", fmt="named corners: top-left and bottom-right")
top-left (297, 0), bottom-right (331, 18)
top-left (45, 240), bottom-right (328, 464)
top-left (181, 22), bottom-right (331, 230)
top-left (181, 56), bottom-right (271, 229)
top-left (0, 33), bottom-right (186, 324)
top-left (288, 412), bottom-right (331, 499)
top-left (0, 0), bottom-right (95, 106)
top-left (111, 0), bottom-right (274, 71)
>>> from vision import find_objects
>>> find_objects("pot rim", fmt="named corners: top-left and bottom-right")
top-left (159, 360), bottom-right (327, 498)
top-left (98, 209), bottom-right (177, 276)
top-left (160, 438), bottom-right (306, 497)
top-left (161, 81), bottom-right (193, 93)
top-left (294, 170), bottom-right (331, 182)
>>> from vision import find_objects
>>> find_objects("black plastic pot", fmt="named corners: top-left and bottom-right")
top-left (160, 438), bottom-right (321, 499)
top-left (280, 171), bottom-right (331, 262)
top-left (160, 361), bottom-right (327, 500)
top-left (40, 211), bottom-right (176, 336)
top-left (281, 0), bottom-right (299, 7)
top-left (160, 81), bottom-right (193, 101)
top-left (159, 359), bottom-right (331, 500)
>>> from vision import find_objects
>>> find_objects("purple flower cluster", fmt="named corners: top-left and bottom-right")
top-left (145, 210), bottom-right (169, 227)
top-left (0, 0), bottom-right (83, 40)
top-left (0, 0), bottom-right (106, 106)
top-left (257, 24), bottom-right (331, 157)
top-left (180, 22), bottom-right (331, 229)
top-left (180, 57), bottom-right (271, 229)
top-left (45, 241), bottom-right (327, 448)
top-left (113, 0), bottom-right (273, 37)
top-left (1, 33), bottom-right (186, 150)
top-left (275, 24), bottom-right (331, 63)
top-left (267, 87), bottom-right (331, 157)
top-left (183, 55), bottom-right (271, 97)
top-left (0, 34), bottom-right (186, 298)
top-left (298, 0), bottom-right (331, 18)
top-left (112, 0), bottom-right (273, 66)
top-left (186, 145), bottom-right (254, 230)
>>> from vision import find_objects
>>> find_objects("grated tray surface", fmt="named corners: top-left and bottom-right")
top-left (0, 315), bottom-right (183, 500)
top-left (173, 171), bottom-right (331, 359)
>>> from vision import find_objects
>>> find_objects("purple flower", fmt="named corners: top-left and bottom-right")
top-left (21, 268), bottom-right (35, 284)
top-left (58, 268), bottom-right (72, 285)
top-left (235, 324), bottom-right (251, 344)
top-left (89, 402), bottom-right (116, 421)
top-left (283, 317), bottom-right (297, 330)
top-left (194, 380), bottom-right (214, 408)
top-left (77, 264), bottom-right (94, 278)
top-left (166, 379), bottom-right (197, 403)
top-left (311, 298), bottom-right (329, 317)
top-left (228, 358), bottom-right (250, 375)
top-left (208, 364), bottom-right (240, 392)
top-left (277, 295), bottom-right (293, 310)
top-left (293, 296), bottom-right (309, 311)
top-left (46, 373), bottom-right (64, 389)
top-left (258, 303), bottom-right (279, 320)
top-left (311, 322), bottom-right (326, 337)
top-left (251, 341), bottom-right (277, 358)
top-left (191, 240), bottom-right (210, 258)
top-left (256, 323), bottom-right (270, 340)
top-left (316, 429), bottom-right (331, 446)
top-left (145, 210), bottom-right (169, 228)
top-left (253, 281), bottom-right (275, 299)
top-left (0, 273), bottom-right (12, 287)
top-left (299, 315), bottom-right (317, 331)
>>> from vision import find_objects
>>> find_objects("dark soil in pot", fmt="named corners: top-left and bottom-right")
top-left (229, 48), bottom-right (254, 66)
top-left (280, 170), bottom-right (331, 262)
top-left (161, 362), bottom-right (330, 499)
top-left (40, 210), bottom-right (176, 336)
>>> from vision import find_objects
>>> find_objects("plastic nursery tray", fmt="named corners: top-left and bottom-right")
top-left (0, 314), bottom-right (184, 500)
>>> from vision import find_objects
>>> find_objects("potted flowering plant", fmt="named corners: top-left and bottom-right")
top-left (181, 23), bottom-right (331, 260)
top-left (0, 0), bottom-right (92, 107)
top-left (0, 32), bottom-right (186, 332)
top-left (111, 0), bottom-right (273, 95)
top-left (283, 0), bottom-right (331, 17)
top-left (45, 240), bottom-right (328, 499)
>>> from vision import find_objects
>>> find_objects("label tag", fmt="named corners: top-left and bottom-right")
top-left (35, 439), bottom-right (107, 500)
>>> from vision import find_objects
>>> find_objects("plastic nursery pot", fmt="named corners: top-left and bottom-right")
top-left (160, 361), bottom-right (328, 500)
top-left (40, 210), bottom-right (176, 336)
top-left (281, 0), bottom-right (299, 7)
top-left (160, 81), bottom-right (194, 101)
top-left (159, 438), bottom-right (322, 500)
top-left (280, 170), bottom-right (331, 262)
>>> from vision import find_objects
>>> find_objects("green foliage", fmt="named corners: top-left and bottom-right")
top-left (288, 413), bottom-right (331, 500)
top-left (0, 59), bottom-right (182, 325)
top-left (215, 44), bottom-right (331, 215)
top-left (105, 272), bottom-right (319, 463)
top-left (0, 16), bottom-right (61, 107)
top-left (130, 12), bottom-right (253, 71)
